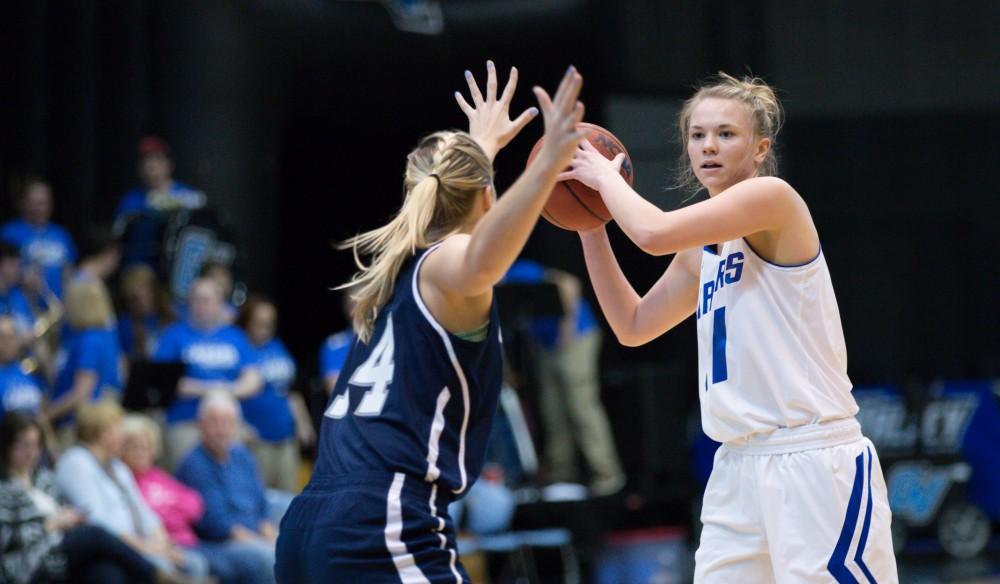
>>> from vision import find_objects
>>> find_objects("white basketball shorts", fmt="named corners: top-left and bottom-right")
top-left (694, 417), bottom-right (898, 583)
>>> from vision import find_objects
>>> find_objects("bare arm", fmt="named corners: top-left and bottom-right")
top-left (231, 367), bottom-right (263, 400)
top-left (423, 66), bottom-right (585, 297)
top-left (43, 370), bottom-right (97, 420)
top-left (579, 227), bottom-right (700, 346)
top-left (563, 140), bottom-right (810, 257)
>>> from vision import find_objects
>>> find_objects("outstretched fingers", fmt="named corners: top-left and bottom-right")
top-left (498, 66), bottom-right (519, 106)
top-left (464, 69), bottom-right (484, 106)
top-left (485, 60), bottom-right (498, 103)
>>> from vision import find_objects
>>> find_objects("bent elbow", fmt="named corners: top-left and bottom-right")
top-left (633, 227), bottom-right (671, 257)
top-left (614, 330), bottom-right (644, 347)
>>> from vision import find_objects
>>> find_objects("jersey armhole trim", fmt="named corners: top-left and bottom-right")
top-left (741, 237), bottom-right (822, 271)
top-left (411, 243), bottom-right (472, 495)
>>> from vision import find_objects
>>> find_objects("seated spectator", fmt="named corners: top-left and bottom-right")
top-left (1, 177), bottom-right (76, 301)
top-left (0, 242), bottom-right (36, 338)
top-left (0, 412), bottom-right (195, 584)
top-left (152, 278), bottom-right (261, 469)
top-left (319, 293), bottom-right (356, 396)
top-left (54, 400), bottom-right (209, 581)
top-left (0, 316), bottom-right (43, 421)
top-left (121, 413), bottom-right (273, 584)
top-left (237, 296), bottom-right (314, 492)
top-left (176, 391), bottom-right (276, 583)
top-left (114, 136), bottom-right (206, 232)
top-left (119, 265), bottom-right (176, 359)
top-left (44, 280), bottom-right (123, 446)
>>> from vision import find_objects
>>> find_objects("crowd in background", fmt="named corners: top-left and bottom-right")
top-left (0, 137), bottom-right (346, 584)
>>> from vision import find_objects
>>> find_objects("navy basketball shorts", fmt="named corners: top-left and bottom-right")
top-left (275, 470), bottom-right (470, 584)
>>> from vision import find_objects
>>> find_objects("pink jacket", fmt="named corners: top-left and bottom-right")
top-left (133, 466), bottom-right (204, 547)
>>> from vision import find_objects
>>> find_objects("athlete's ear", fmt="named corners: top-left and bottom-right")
top-left (754, 137), bottom-right (771, 165)
top-left (480, 185), bottom-right (495, 213)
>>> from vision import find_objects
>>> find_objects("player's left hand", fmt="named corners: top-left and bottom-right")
top-left (455, 60), bottom-right (538, 162)
top-left (558, 137), bottom-right (626, 192)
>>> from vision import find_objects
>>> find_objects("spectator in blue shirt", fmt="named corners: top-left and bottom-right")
top-left (319, 293), bottom-right (356, 396)
top-left (44, 279), bottom-right (124, 445)
top-left (0, 243), bottom-right (36, 339)
top-left (1, 177), bottom-right (77, 300)
top-left (176, 390), bottom-right (275, 584)
top-left (118, 264), bottom-right (176, 359)
top-left (0, 316), bottom-right (43, 421)
top-left (237, 296), bottom-right (314, 492)
top-left (504, 259), bottom-right (624, 495)
top-left (153, 278), bottom-right (261, 469)
top-left (113, 136), bottom-right (206, 231)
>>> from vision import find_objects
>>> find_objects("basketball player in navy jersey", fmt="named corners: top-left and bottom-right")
top-left (275, 62), bottom-right (585, 583)
top-left (564, 73), bottom-right (897, 582)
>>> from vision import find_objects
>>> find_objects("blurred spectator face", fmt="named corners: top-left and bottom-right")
top-left (21, 181), bottom-right (53, 226)
top-left (98, 419), bottom-right (125, 458)
top-left (199, 404), bottom-right (238, 458)
top-left (139, 152), bottom-right (173, 189)
top-left (7, 424), bottom-right (41, 475)
top-left (247, 302), bottom-right (277, 346)
top-left (0, 317), bottom-right (20, 363)
top-left (121, 428), bottom-right (155, 474)
top-left (0, 256), bottom-right (21, 288)
top-left (189, 279), bottom-right (224, 328)
top-left (202, 264), bottom-right (234, 301)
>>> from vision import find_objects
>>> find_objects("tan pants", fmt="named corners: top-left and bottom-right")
top-left (249, 439), bottom-right (301, 493)
top-left (537, 330), bottom-right (623, 484)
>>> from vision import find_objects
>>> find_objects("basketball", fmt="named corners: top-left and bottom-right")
top-left (527, 122), bottom-right (635, 231)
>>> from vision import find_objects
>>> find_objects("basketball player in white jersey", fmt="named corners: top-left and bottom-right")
top-left (561, 73), bottom-right (898, 583)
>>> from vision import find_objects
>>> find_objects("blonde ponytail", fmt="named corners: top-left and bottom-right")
top-left (338, 131), bottom-right (493, 342)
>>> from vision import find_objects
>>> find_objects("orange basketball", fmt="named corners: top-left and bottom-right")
top-left (527, 122), bottom-right (634, 231)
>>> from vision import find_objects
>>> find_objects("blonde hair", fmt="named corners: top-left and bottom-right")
top-left (338, 130), bottom-right (493, 342)
top-left (65, 279), bottom-right (114, 330)
top-left (76, 398), bottom-right (124, 444)
top-left (121, 413), bottom-right (162, 457)
top-left (675, 72), bottom-right (784, 195)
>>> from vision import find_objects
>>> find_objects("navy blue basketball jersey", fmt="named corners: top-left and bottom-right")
top-left (315, 244), bottom-right (503, 496)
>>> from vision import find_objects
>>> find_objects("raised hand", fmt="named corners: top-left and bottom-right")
top-left (532, 66), bottom-right (585, 174)
top-left (455, 60), bottom-right (538, 162)
top-left (558, 136), bottom-right (626, 191)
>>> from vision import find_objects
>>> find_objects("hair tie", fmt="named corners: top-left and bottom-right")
top-left (429, 173), bottom-right (441, 186)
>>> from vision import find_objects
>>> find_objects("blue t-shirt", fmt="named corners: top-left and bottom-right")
top-left (0, 286), bottom-right (36, 337)
top-left (319, 330), bottom-right (355, 381)
top-left (241, 338), bottom-right (296, 443)
top-left (0, 219), bottom-right (77, 299)
top-left (114, 181), bottom-right (205, 224)
top-left (51, 328), bottom-right (123, 426)
top-left (0, 362), bottom-right (44, 419)
top-left (175, 444), bottom-right (269, 541)
top-left (502, 259), bottom-right (597, 349)
top-left (152, 321), bottom-right (259, 424)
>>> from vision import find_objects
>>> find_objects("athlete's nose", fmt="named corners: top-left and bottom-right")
top-left (703, 133), bottom-right (718, 155)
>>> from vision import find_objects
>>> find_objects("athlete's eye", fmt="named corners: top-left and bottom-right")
top-left (720, 131), bottom-right (734, 138)
top-left (691, 132), bottom-right (704, 140)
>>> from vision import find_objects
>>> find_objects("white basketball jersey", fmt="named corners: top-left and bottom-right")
top-left (696, 238), bottom-right (858, 443)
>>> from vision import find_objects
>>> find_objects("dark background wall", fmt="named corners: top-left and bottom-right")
top-left (1, 2), bottom-right (998, 481)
